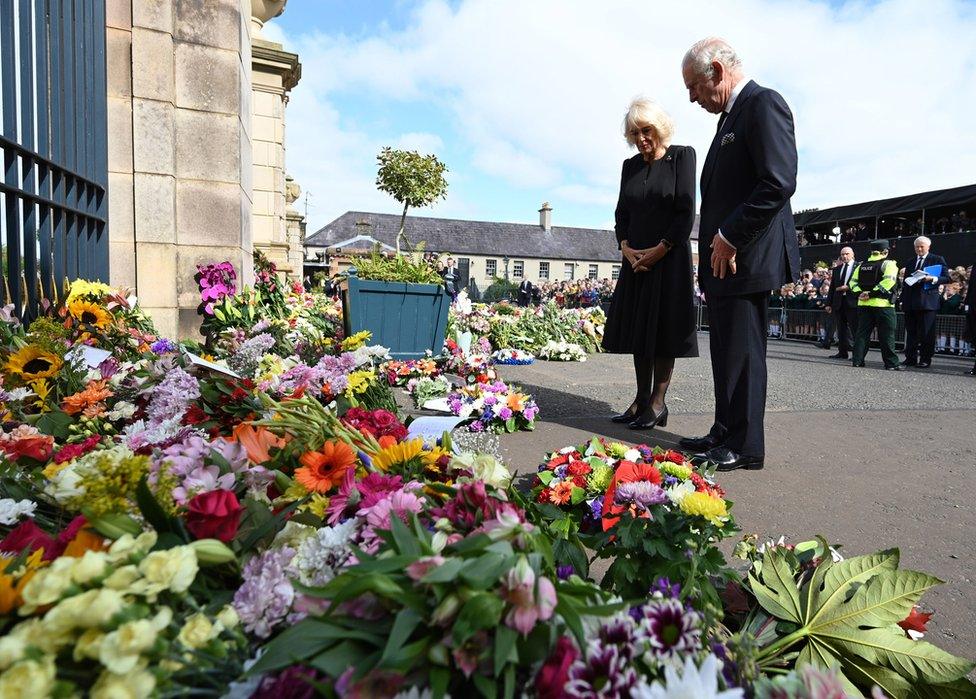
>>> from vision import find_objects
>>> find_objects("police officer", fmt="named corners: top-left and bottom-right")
top-left (849, 239), bottom-right (903, 370)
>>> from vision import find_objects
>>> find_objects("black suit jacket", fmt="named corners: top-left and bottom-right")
top-left (829, 262), bottom-right (858, 310)
top-left (698, 80), bottom-right (801, 297)
top-left (900, 253), bottom-right (950, 312)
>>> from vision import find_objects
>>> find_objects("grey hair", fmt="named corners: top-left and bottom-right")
top-left (683, 37), bottom-right (742, 79)
top-left (914, 235), bottom-right (932, 246)
top-left (622, 98), bottom-right (674, 147)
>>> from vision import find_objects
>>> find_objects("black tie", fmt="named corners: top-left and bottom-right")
top-left (915, 256), bottom-right (924, 271)
top-left (717, 112), bottom-right (728, 132)
top-left (843, 263), bottom-right (850, 285)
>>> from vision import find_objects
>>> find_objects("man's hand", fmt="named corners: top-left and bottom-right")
top-left (836, 285), bottom-right (849, 292)
top-left (710, 235), bottom-right (737, 280)
top-left (859, 292), bottom-right (870, 301)
top-left (825, 306), bottom-right (832, 314)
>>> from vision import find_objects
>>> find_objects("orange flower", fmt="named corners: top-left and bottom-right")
top-left (549, 480), bottom-right (574, 506)
top-left (295, 440), bottom-right (357, 493)
top-left (0, 550), bottom-right (46, 614)
top-left (61, 529), bottom-right (109, 558)
top-left (377, 434), bottom-right (398, 449)
top-left (61, 380), bottom-right (113, 416)
top-left (506, 393), bottom-right (527, 412)
top-left (230, 423), bottom-right (288, 464)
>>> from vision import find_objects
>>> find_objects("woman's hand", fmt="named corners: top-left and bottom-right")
top-left (634, 243), bottom-right (667, 272)
top-left (621, 241), bottom-right (646, 270)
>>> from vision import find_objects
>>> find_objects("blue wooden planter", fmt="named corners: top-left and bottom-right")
top-left (342, 271), bottom-right (450, 359)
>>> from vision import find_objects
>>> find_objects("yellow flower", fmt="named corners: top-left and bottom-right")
top-left (177, 613), bottom-right (218, 649)
top-left (679, 491), bottom-right (729, 527)
top-left (97, 609), bottom-right (170, 676)
top-left (0, 657), bottom-right (55, 699)
top-left (370, 438), bottom-right (425, 472)
top-left (102, 565), bottom-right (140, 591)
top-left (134, 546), bottom-right (198, 598)
top-left (344, 369), bottom-right (375, 397)
top-left (73, 628), bottom-right (105, 661)
top-left (19, 557), bottom-right (76, 612)
top-left (90, 664), bottom-right (156, 699)
top-left (5, 346), bottom-right (62, 381)
top-left (66, 279), bottom-right (114, 302)
top-left (216, 605), bottom-right (239, 630)
top-left (0, 550), bottom-right (46, 615)
top-left (282, 481), bottom-right (309, 501)
top-left (0, 635), bottom-right (25, 671)
top-left (340, 330), bottom-right (371, 351)
top-left (67, 299), bottom-right (112, 329)
top-left (107, 532), bottom-right (158, 564)
top-left (28, 380), bottom-right (51, 412)
top-left (70, 550), bottom-right (108, 585)
top-left (300, 493), bottom-right (331, 519)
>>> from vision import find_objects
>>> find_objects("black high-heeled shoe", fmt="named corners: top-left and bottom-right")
top-left (628, 405), bottom-right (668, 430)
top-left (610, 399), bottom-right (645, 423)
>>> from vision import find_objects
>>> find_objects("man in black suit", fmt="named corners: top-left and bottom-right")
top-left (899, 236), bottom-right (950, 368)
top-left (826, 247), bottom-right (858, 359)
top-left (678, 38), bottom-right (800, 471)
top-left (517, 279), bottom-right (534, 307)
top-left (441, 257), bottom-right (460, 302)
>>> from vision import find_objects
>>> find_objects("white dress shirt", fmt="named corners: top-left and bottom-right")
top-left (716, 76), bottom-right (751, 251)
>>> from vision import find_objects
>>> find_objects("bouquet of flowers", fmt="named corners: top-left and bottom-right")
top-left (446, 381), bottom-right (539, 433)
top-left (491, 348), bottom-right (535, 365)
top-left (381, 357), bottom-right (440, 387)
top-left (406, 375), bottom-right (453, 409)
top-left (537, 340), bottom-right (587, 362)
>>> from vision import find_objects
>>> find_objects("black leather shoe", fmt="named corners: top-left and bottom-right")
top-left (702, 446), bottom-right (764, 471)
top-left (852, 362), bottom-right (865, 368)
top-left (678, 433), bottom-right (721, 452)
top-left (967, 368), bottom-right (976, 376)
top-left (629, 405), bottom-right (668, 430)
top-left (916, 362), bottom-right (931, 368)
top-left (900, 360), bottom-right (917, 367)
top-left (828, 353), bottom-right (849, 359)
top-left (885, 365), bottom-right (905, 371)
top-left (610, 401), bottom-right (643, 424)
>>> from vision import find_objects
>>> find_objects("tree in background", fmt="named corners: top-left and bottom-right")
top-left (375, 147), bottom-right (449, 255)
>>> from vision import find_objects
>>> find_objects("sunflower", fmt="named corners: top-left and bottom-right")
top-left (6, 346), bottom-right (63, 381)
top-left (295, 439), bottom-right (357, 493)
top-left (370, 438), bottom-right (426, 472)
top-left (67, 299), bottom-right (112, 329)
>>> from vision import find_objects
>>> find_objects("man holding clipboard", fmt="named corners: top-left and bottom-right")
top-left (900, 236), bottom-right (950, 368)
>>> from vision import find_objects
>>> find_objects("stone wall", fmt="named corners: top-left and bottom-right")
top-left (106, 0), bottom-right (254, 338)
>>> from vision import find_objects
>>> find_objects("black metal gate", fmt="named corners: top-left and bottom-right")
top-left (0, 0), bottom-right (108, 321)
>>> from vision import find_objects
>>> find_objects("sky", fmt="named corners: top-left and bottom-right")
top-left (264, 0), bottom-right (976, 236)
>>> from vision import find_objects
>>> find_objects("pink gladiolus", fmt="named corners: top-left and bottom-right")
top-left (406, 555), bottom-right (445, 581)
top-left (503, 557), bottom-right (557, 635)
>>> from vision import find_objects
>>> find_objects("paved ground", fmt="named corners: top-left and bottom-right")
top-left (492, 337), bottom-right (976, 660)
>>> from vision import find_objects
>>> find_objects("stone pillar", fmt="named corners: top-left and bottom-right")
top-left (284, 175), bottom-right (306, 277)
top-left (250, 6), bottom-right (301, 277)
top-left (105, 0), bottom-right (254, 339)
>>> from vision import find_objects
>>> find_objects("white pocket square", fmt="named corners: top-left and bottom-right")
top-left (720, 132), bottom-right (735, 146)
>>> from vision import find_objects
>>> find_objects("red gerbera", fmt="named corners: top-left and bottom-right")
top-left (602, 461), bottom-right (663, 531)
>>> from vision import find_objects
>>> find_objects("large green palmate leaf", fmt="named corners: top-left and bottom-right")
top-left (909, 678), bottom-right (976, 698)
top-left (750, 548), bottom-right (976, 695)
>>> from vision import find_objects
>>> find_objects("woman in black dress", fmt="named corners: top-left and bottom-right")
top-left (602, 98), bottom-right (698, 429)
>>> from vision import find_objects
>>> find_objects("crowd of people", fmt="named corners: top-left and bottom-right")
top-left (534, 279), bottom-right (616, 307)
top-left (796, 209), bottom-right (974, 247)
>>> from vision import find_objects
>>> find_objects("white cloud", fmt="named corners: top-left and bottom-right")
top-left (273, 0), bottom-right (976, 232)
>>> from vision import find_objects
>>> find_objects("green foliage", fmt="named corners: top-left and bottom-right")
top-left (376, 147), bottom-right (449, 254)
top-left (351, 249), bottom-right (443, 285)
top-left (746, 546), bottom-right (976, 697)
top-left (482, 278), bottom-right (518, 303)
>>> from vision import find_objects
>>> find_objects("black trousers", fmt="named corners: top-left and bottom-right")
top-left (834, 302), bottom-right (857, 355)
top-left (904, 310), bottom-right (937, 363)
top-left (707, 292), bottom-right (769, 458)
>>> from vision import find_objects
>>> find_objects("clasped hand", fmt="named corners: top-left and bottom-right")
top-left (710, 235), bottom-right (737, 279)
top-left (622, 242), bottom-right (665, 272)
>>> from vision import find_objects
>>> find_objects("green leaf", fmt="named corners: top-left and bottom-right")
top-left (842, 658), bottom-right (913, 699)
top-left (909, 678), bottom-right (976, 698)
top-left (473, 673), bottom-right (497, 698)
top-left (35, 410), bottom-right (73, 440)
top-left (135, 477), bottom-right (181, 540)
top-left (809, 549), bottom-right (899, 624)
top-left (380, 608), bottom-right (422, 666)
top-left (815, 570), bottom-right (941, 632)
top-left (430, 668), bottom-right (450, 699)
top-left (388, 513), bottom-right (421, 558)
top-left (827, 627), bottom-right (974, 686)
top-left (569, 486), bottom-right (586, 505)
top-left (453, 592), bottom-right (504, 644)
top-left (797, 635), bottom-right (841, 670)
top-left (421, 557), bottom-right (465, 584)
top-left (249, 619), bottom-right (382, 675)
top-left (536, 471), bottom-right (554, 486)
top-left (748, 549), bottom-right (803, 623)
top-left (309, 641), bottom-right (378, 678)
top-left (460, 552), bottom-right (515, 590)
top-left (493, 625), bottom-right (518, 676)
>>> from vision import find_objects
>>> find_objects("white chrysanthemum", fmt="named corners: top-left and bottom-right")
top-left (664, 480), bottom-right (695, 505)
top-left (106, 400), bottom-right (137, 421)
top-left (631, 654), bottom-right (743, 699)
top-left (5, 387), bottom-right (32, 402)
top-left (45, 463), bottom-right (85, 504)
top-left (0, 498), bottom-right (37, 525)
top-left (291, 519), bottom-right (358, 586)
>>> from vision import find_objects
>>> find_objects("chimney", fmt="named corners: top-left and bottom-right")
top-left (539, 202), bottom-right (552, 232)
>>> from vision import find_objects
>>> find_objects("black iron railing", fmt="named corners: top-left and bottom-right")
top-left (0, 0), bottom-right (108, 320)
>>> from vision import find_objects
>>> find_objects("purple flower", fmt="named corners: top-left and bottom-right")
top-left (145, 366), bottom-right (200, 424)
top-left (614, 481), bottom-right (668, 508)
top-left (98, 357), bottom-right (120, 379)
top-left (150, 338), bottom-right (177, 354)
top-left (554, 465), bottom-right (568, 479)
top-left (588, 498), bottom-right (603, 520)
top-left (498, 407), bottom-right (513, 420)
top-left (565, 640), bottom-right (638, 698)
top-left (233, 547), bottom-right (304, 638)
top-left (650, 577), bottom-right (682, 599)
top-left (251, 666), bottom-right (322, 699)
top-left (633, 597), bottom-right (702, 659)
top-left (556, 565), bottom-right (575, 580)
top-left (663, 474), bottom-right (680, 488)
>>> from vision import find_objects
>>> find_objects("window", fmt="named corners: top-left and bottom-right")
top-left (611, 265), bottom-right (621, 280)
top-left (512, 260), bottom-right (524, 279)
top-left (539, 262), bottom-right (550, 279)
top-left (486, 259), bottom-right (497, 277)
top-left (588, 264), bottom-right (599, 280)
top-left (564, 263), bottom-right (575, 280)
top-left (458, 257), bottom-right (470, 268)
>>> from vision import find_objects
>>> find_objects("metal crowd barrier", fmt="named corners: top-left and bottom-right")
top-left (695, 306), bottom-right (971, 353)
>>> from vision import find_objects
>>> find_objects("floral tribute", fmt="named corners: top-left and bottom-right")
top-left (491, 348), bottom-right (535, 365)
top-left (381, 357), bottom-right (441, 387)
top-left (537, 340), bottom-right (587, 362)
top-left (447, 380), bottom-right (539, 434)
top-left (0, 269), bottom-right (970, 698)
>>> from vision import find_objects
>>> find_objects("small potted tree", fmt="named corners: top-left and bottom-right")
top-left (342, 148), bottom-right (451, 359)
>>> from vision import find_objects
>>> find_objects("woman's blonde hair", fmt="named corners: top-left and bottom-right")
top-left (622, 98), bottom-right (674, 148)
